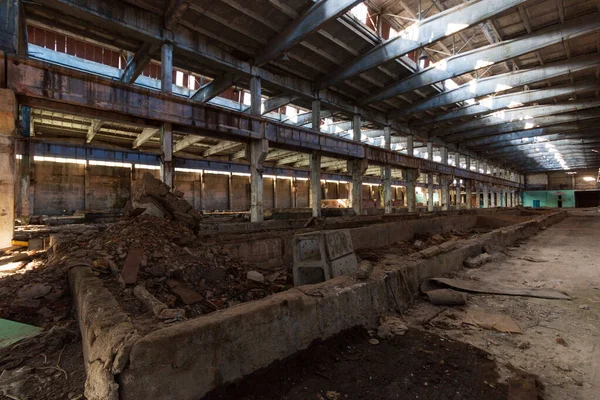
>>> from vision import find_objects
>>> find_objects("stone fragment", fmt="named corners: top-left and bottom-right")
top-left (17, 283), bottom-right (52, 299)
top-left (368, 338), bottom-right (379, 345)
top-left (133, 285), bottom-right (167, 317)
top-left (517, 341), bottom-right (531, 350)
top-left (133, 197), bottom-right (169, 219)
top-left (419, 246), bottom-right (441, 259)
top-left (579, 304), bottom-right (590, 310)
top-left (377, 316), bottom-right (408, 339)
top-left (173, 211), bottom-right (196, 229)
top-left (413, 240), bottom-right (426, 250)
top-left (556, 336), bottom-right (567, 346)
top-left (158, 308), bottom-right (185, 320)
top-left (464, 253), bottom-right (491, 268)
top-left (439, 240), bottom-right (457, 252)
top-left (355, 260), bottom-right (374, 280)
top-left (325, 391), bottom-right (341, 400)
top-left (168, 280), bottom-right (204, 305)
top-left (173, 190), bottom-right (185, 198)
top-left (121, 248), bottom-right (144, 285)
top-left (247, 271), bottom-right (265, 283)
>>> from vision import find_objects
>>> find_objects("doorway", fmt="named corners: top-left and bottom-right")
top-left (575, 191), bottom-right (600, 208)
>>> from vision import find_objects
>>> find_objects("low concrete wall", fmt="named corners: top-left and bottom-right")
top-left (113, 210), bottom-right (565, 400)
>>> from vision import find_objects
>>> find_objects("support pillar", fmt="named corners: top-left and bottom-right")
top-left (0, 89), bottom-right (16, 247)
top-left (311, 99), bottom-right (321, 131)
top-left (248, 138), bottom-right (268, 222)
top-left (0, 0), bottom-right (26, 55)
top-left (161, 34), bottom-right (173, 94)
top-left (465, 179), bottom-right (473, 209)
top-left (383, 126), bottom-right (392, 214)
top-left (406, 169), bottom-right (418, 213)
top-left (250, 75), bottom-right (261, 116)
top-left (406, 134), bottom-right (414, 156)
top-left (19, 105), bottom-right (32, 222)
top-left (427, 141), bottom-right (433, 212)
top-left (310, 153), bottom-right (321, 217)
top-left (456, 179), bottom-right (462, 208)
top-left (348, 159), bottom-right (367, 216)
top-left (475, 181), bottom-right (481, 208)
top-left (483, 184), bottom-right (489, 208)
top-left (160, 123), bottom-right (173, 187)
top-left (441, 175), bottom-right (451, 211)
top-left (352, 113), bottom-right (361, 142)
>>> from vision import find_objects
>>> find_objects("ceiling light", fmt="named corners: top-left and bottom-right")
top-left (583, 177), bottom-right (595, 181)
top-left (592, 149), bottom-right (599, 153)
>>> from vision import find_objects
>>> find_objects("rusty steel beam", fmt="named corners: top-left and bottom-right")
top-left (6, 55), bottom-right (521, 188)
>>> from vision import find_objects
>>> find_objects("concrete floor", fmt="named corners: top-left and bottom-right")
top-left (407, 208), bottom-right (600, 399)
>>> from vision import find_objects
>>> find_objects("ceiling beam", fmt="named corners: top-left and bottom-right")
top-left (391, 53), bottom-right (600, 118)
top-left (276, 153), bottom-right (309, 165)
top-left (203, 141), bottom-right (243, 157)
top-left (190, 72), bottom-right (235, 103)
top-left (440, 100), bottom-right (600, 135)
top-left (164, 0), bottom-right (188, 30)
top-left (86, 119), bottom-right (102, 143)
top-left (446, 112), bottom-right (600, 142)
top-left (484, 140), bottom-right (600, 156)
top-left (132, 127), bottom-right (160, 149)
top-left (424, 80), bottom-right (600, 126)
top-left (254, 0), bottom-right (363, 66)
top-left (262, 93), bottom-right (299, 114)
top-left (120, 42), bottom-right (154, 84)
top-left (318, 0), bottom-right (527, 89)
top-left (364, 12), bottom-right (600, 105)
top-left (173, 135), bottom-right (202, 153)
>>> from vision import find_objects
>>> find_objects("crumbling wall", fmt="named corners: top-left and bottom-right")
top-left (34, 161), bottom-right (85, 215)
top-left (115, 211), bottom-right (567, 400)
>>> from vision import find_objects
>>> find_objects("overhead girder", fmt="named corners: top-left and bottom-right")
top-left (390, 53), bottom-right (600, 119)
top-left (262, 94), bottom-right (299, 114)
top-left (120, 42), bottom-right (156, 84)
top-left (476, 130), bottom-right (600, 151)
top-left (203, 141), bottom-right (243, 157)
top-left (276, 153), bottom-right (309, 165)
top-left (190, 72), bottom-right (236, 103)
top-left (30, 0), bottom-right (417, 136)
top-left (362, 12), bottom-right (600, 105)
top-left (445, 111), bottom-right (600, 143)
top-left (173, 135), bottom-right (203, 153)
top-left (423, 80), bottom-right (600, 126)
top-left (284, 110), bottom-right (336, 126)
top-left (132, 127), bottom-right (160, 149)
top-left (483, 139), bottom-right (600, 156)
top-left (86, 119), bottom-right (102, 143)
top-left (460, 121), bottom-right (600, 147)
top-left (253, 0), bottom-right (362, 66)
top-left (440, 100), bottom-right (600, 135)
top-left (318, 0), bottom-right (527, 89)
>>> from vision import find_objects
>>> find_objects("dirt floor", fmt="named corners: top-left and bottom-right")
top-left (204, 327), bottom-right (509, 400)
top-left (403, 208), bottom-right (600, 400)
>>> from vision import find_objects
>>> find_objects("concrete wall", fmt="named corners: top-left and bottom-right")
top-left (523, 190), bottom-right (576, 208)
top-left (526, 169), bottom-right (600, 191)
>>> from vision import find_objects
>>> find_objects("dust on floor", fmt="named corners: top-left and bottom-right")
top-left (204, 327), bottom-right (509, 400)
top-left (404, 209), bottom-right (600, 400)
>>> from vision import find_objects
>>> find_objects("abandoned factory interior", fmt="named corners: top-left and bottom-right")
top-left (0, 0), bottom-right (600, 399)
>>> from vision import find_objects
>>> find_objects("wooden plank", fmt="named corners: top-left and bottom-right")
top-left (121, 247), bottom-right (144, 284)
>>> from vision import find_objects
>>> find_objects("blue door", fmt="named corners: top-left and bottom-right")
top-left (533, 200), bottom-right (541, 208)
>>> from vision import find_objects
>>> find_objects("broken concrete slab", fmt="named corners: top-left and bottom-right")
top-left (464, 253), bottom-right (491, 268)
top-left (121, 248), bottom-right (144, 285)
top-left (167, 280), bottom-right (204, 305)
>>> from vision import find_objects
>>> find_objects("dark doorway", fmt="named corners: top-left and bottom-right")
top-left (575, 191), bottom-right (600, 208)
top-left (557, 195), bottom-right (563, 208)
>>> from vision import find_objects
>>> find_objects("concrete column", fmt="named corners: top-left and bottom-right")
top-left (406, 134), bottom-right (414, 156)
top-left (161, 36), bottom-right (173, 94)
top-left (483, 184), bottom-right (489, 208)
top-left (406, 169), bottom-right (417, 212)
top-left (352, 113), bottom-right (361, 142)
top-left (309, 153), bottom-right (321, 217)
top-left (456, 178), bottom-right (463, 208)
top-left (0, 89), bottom-right (16, 247)
top-left (383, 126), bottom-right (392, 214)
top-left (160, 123), bottom-right (173, 187)
top-left (250, 75), bottom-right (261, 116)
top-left (504, 188), bottom-right (509, 208)
top-left (465, 155), bottom-right (471, 171)
top-left (427, 141), bottom-right (433, 212)
top-left (0, 0), bottom-right (25, 55)
top-left (248, 138), bottom-right (268, 222)
top-left (441, 175), bottom-right (450, 211)
top-left (475, 181), bottom-right (481, 208)
top-left (348, 159), bottom-right (367, 216)
top-left (19, 106), bottom-right (31, 222)
top-left (311, 99), bottom-right (320, 131)
top-left (465, 179), bottom-right (473, 209)
top-left (440, 146), bottom-right (448, 165)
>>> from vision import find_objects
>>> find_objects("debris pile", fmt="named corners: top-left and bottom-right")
top-left (124, 172), bottom-right (203, 230)
top-left (50, 215), bottom-right (291, 321)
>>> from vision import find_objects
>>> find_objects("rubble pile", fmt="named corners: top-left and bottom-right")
top-left (124, 172), bottom-right (203, 230)
top-left (51, 215), bottom-right (291, 321)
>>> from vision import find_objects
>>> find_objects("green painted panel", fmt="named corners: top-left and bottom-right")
top-left (523, 190), bottom-right (575, 208)
top-left (0, 318), bottom-right (42, 348)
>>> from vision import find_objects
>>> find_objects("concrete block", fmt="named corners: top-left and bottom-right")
top-left (464, 253), bottom-right (492, 269)
top-left (419, 245), bottom-right (441, 259)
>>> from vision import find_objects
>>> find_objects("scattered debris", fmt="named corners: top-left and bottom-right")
top-left (377, 316), bottom-right (408, 339)
top-left (465, 309), bottom-right (522, 334)
top-left (555, 336), bottom-right (568, 346)
top-left (517, 341), bottom-right (531, 350)
top-left (246, 271), bottom-right (265, 283)
top-left (464, 253), bottom-right (492, 268)
top-left (121, 248), bottom-right (144, 285)
top-left (424, 288), bottom-right (468, 306)
top-left (17, 283), bottom-right (52, 300)
top-left (355, 260), bottom-right (374, 280)
top-left (579, 304), bottom-right (590, 310)
top-left (413, 240), bottom-right (426, 250)
top-left (519, 256), bottom-right (549, 263)
top-left (325, 391), bottom-right (341, 400)
top-left (421, 277), bottom-right (571, 300)
top-left (167, 280), bottom-right (204, 305)
top-left (368, 338), bottom-right (379, 345)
